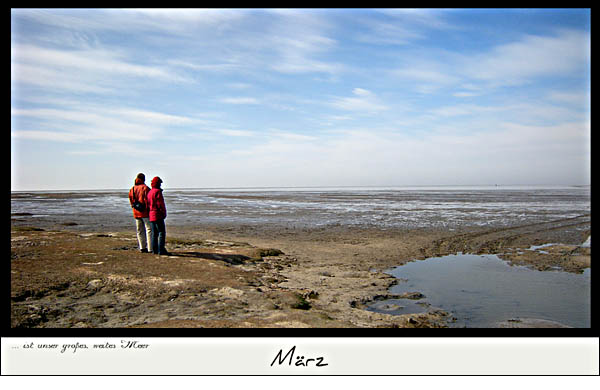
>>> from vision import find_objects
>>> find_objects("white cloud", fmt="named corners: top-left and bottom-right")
top-left (219, 97), bottom-right (260, 105)
top-left (464, 30), bottom-right (590, 86)
top-left (547, 90), bottom-right (590, 107)
top-left (263, 11), bottom-right (344, 75)
top-left (217, 129), bottom-right (256, 137)
top-left (354, 21), bottom-right (423, 45)
top-left (14, 44), bottom-right (179, 79)
top-left (352, 88), bottom-right (371, 97)
top-left (168, 60), bottom-right (243, 73)
top-left (393, 64), bottom-right (460, 94)
top-left (203, 118), bottom-right (591, 186)
top-left (267, 130), bottom-right (318, 141)
top-left (11, 129), bottom-right (91, 143)
top-left (452, 91), bottom-right (480, 98)
top-left (226, 83), bottom-right (253, 89)
top-left (330, 88), bottom-right (389, 113)
top-left (11, 43), bottom-right (187, 95)
top-left (11, 105), bottom-right (195, 144)
top-left (377, 8), bottom-right (453, 30)
top-left (353, 8), bottom-right (454, 46)
top-left (11, 63), bottom-right (112, 94)
top-left (16, 8), bottom-right (247, 36)
top-left (429, 104), bottom-right (497, 117)
top-left (390, 29), bottom-right (589, 94)
top-left (111, 109), bottom-right (194, 125)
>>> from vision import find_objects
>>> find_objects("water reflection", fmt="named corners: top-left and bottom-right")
top-left (369, 253), bottom-right (591, 328)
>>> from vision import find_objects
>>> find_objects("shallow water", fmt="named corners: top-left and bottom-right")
top-left (11, 185), bottom-right (591, 231)
top-left (369, 253), bottom-right (591, 328)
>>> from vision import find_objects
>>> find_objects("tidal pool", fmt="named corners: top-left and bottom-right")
top-left (368, 253), bottom-right (591, 328)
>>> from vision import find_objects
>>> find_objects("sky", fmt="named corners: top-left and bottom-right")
top-left (11, 8), bottom-right (591, 191)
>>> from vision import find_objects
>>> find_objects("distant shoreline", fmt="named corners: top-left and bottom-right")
top-left (10, 184), bottom-right (591, 193)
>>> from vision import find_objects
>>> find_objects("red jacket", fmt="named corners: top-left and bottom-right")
top-left (147, 186), bottom-right (167, 222)
top-left (128, 178), bottom-right (150, 219)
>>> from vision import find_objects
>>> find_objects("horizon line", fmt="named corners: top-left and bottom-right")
top-left (10, 183), bottom-right (591, 193)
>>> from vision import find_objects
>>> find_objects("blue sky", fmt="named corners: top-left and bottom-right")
top-left (11, 8), bottom-right (590, 190)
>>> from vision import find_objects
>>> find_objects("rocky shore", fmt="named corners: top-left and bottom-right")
top-left (10, 214), bottom-right (590, 328)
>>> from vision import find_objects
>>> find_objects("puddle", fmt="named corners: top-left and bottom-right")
top-left (368, 299), bottom-right (429, 316)
top-left (368, 253), bottom-right (591, 328)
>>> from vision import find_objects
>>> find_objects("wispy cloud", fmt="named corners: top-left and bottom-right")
top-left (11, 43), bottom-right (188, 94)
top-left (428, 104), bottom-right (497, 118)
top-left (393, 64), bottom-right (460, 94)
top-left (17, 8), bottom-right (247, 37)
top-left (390, 29), bottom-right (590, 94)
top-left (330, 88), bottom-right (389, 113)
top-left (452, 91), bottom-right (481, 98)
top-left (217, 129), bottom-right (256, 137)
top-left (168, 60), bottom-right (243, 73)
top-left (11, 62), bottom-right (112, 94)
top-left (263, 10), bottom-right (345, 75)
top-left (11, 105), bottom-right (195, 143)
top-left (267, 129), bottom-right (318, 141)
top-left (354, 9), bottom-right (453, 46)
top-left (547, 90), bottom-right (590, 107)
top-left (465, 30), bottom-right (590, 86)
top-left (219, 97), bottom-right (260, 105)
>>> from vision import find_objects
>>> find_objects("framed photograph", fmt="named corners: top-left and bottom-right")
top-left (8, 8), bottom-right (595, 377)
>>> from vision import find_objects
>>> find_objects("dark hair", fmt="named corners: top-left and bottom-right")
top-left (136, 173), bottom-right (145, 181)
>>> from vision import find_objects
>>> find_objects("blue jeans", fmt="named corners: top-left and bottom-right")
top-left (150, 219), bottom-right (166, 254)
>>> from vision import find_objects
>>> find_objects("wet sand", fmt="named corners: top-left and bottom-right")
top-left (10, 213), bottom-right (590, 328)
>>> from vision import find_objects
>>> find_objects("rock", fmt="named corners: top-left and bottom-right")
top-left (86, 279), bottom-right (103, 289)
top-left (299, 290), bottom-right (319, 300)
top-left (168, 291), bottom-right (179, 301)
top-left (210, 286), bottom-right (244, 299)
top-left (259, 248), bottom-right (284, 257)
top-left (399, 291), bottom-right (425, 300)
top-left (376, 303), bottom-right (404, 311)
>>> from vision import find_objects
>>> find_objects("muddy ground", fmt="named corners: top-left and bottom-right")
top-left (10, 214), bottom-right (590, 328)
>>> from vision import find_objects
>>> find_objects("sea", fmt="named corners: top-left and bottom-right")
top-left (11, 185), bottom-right (591, 231)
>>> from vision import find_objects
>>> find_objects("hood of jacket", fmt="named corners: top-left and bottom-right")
top-left (151, 176), bottom-right (162, 189)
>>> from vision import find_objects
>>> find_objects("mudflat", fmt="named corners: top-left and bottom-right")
top-left (10, 211), bottom-right (590, 328)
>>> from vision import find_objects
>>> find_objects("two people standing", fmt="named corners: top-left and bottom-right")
top-left (128, 173), bottom-right (170, 256)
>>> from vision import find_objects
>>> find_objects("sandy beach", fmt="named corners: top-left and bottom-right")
top-left (11, 210), bottom-right (590, 328)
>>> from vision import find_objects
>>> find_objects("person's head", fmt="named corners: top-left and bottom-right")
top-left (151, 176), bottom-right (163, 188)
top-left (135, 173), bottom-right (145, 185)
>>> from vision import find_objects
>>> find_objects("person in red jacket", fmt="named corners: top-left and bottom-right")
top-left (147, 176), bottom-right (169, 255)
top-left (128, 173), bottom-right (152, 253)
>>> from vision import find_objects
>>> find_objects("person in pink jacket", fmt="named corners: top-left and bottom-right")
top-left (147, 176), bottom-right (170, 256)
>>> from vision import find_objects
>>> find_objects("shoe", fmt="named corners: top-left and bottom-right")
top-left (140, 249), bottom-right (148, 253)
top-left (159, 251), bottom-right (172, 256)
